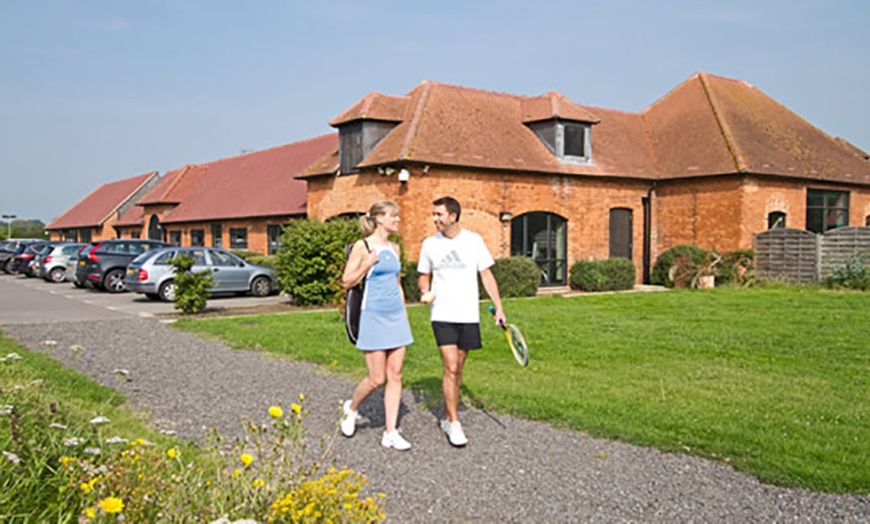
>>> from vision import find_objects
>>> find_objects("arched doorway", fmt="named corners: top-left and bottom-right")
top-left (147, 215), bottom-right (163, 241)
top-left (510, 212), bottom-right (567, 286)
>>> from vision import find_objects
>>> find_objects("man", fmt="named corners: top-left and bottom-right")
top-left (417, 196), bottom-right (505, 447)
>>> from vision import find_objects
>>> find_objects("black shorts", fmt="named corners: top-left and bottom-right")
top-left (431, 322), bottom-right (481, 350)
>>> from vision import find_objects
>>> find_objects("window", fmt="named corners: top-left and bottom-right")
top-left (527, 119), bottom-right (591, 163)
top-left (510, 212), bottom-right (568, 286)
top-left (63, 229), bottom-right (78, 242)
top-left (267, 225), bottom-right (283, 255)
top-left (229, 228), bottom-right (248, 249)
top-left (866, 215), bottom-right (870, 227)
top-left (211, 249), bottom-right (242, 267)
top-left (337, 120), bottom-right (398, 174)
top-left (154, 250), bottom-right (175, 265)
top-left (79, 228), bottom-right (92, 243)
top-left (190, 229), bottom-right (205, 247)
top-left (147, 215), bottom-right (162, 241)
top-left (768, 212), bottom-right (786, 229)
top-left (806, 189), bottom-right (848, 233)
top-left (168, 231), bottom-right (181, 246)
top-left (130, 231), bottom-right (140, 239)
top-left (211, 224), bottom-right (222, 248)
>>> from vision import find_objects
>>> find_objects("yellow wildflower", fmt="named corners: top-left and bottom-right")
top-left (85, 507), bottom-right (96, 519)
top-left (290, 403), bottom-right (302, 414)
top-left (98, 496), bottom-right (124, 514)
top-left (268, 405), bottom-right (284, 418)
top-left (299, 393), bottom-right (305, 401)
top-left (240, 453), bottom-right (254, 468)
top-left (253, 478), bottom-right (265, 488)
top-left (167, 447), bottom-right (179, 459)
top-left (80, 477), bottom-right (99, 494)
top-left (233, 468), bottom-right (241, 478)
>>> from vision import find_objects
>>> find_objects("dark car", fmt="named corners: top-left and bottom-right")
top-left (74, 239), bottom-right (168, 293)
top-left (3, 240), bottom-right (49, 275)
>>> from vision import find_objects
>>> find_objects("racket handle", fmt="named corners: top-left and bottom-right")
top-left (488, 305), bottom-right (505, 328)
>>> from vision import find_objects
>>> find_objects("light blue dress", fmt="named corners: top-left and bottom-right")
top-left (355, 245), bottom-right (414, 351)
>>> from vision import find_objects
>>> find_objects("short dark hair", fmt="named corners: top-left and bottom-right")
top-left (433, 196), bottom-right (461, 221)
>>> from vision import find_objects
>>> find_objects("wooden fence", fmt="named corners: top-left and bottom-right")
top-left (753, 227), bottom-right (870, 282)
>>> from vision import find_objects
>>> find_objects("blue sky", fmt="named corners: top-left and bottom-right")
top-left (2, 0), bottom-right (868, 223)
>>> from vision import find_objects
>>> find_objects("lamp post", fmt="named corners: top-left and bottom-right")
top-left (2, 214), bottom-right (16, 240)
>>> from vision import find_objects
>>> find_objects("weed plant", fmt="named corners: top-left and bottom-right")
top-left (0, 335), bottom-right (385, 522)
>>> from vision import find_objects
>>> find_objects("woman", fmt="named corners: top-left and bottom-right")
top-left (340, 200), bottom-right (414, 450)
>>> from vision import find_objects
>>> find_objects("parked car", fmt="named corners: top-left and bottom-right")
top-left (39, 242), bottom-right (86, 283)
top-left (74, 239), bottom-right (168, 293)
top-left (7, 241), bottom-right (52, 275)
top-left (124, 246), bottom-right (277, 302)
top-left (1, 239), bottom-right (43, 274)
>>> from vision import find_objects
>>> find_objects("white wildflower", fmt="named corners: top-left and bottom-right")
top-left (0, 405), bottom-right (12, 416)
top-left (105, 436), bottom-right (128, 445)
top-left (69, 344), bottom-right (85, 354)
top-left (2, 451), bottom-right (21, 465)
top-left (113, 368), bottom-right (129, 377)
top-left (83, 447), bottom-right (101, 455)
top-left (63, 437), bottom-right (85, 447)
top-left (5, 353), bottom-right (22, 360)
top-left (42, 340), bottom-right (58, 347)
top-left (159, 429), bottom-right (177, 436)
top-left (89, 416), bottom-right (110, 425)
top-left (50, 423), bottom-right (68, 430)
top-left (29, 379), bottom-right (43, 387)
top-left (12, 385), bottom-right (23, 391)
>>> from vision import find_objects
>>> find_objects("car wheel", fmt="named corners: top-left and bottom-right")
top-left (103, 269), bottom-right (127, 293)
top-left (145, 293), bottom-right (160, 301)
top-left (250, 276), bottom-right (271, 297)
top-left (3, 260), bottom-right (14, 274)
top-left (48, 267), bottom-right (66, 283)
top-left (158, 280), bottom-right (176, 302)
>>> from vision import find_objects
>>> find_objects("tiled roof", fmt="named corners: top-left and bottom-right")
top-left (46, 172), bottom-right (158, 230)
top-left (114, 205), bottom-right (144, 227)
top-left (146, 134), bottom-right (337, 224)
top-left (303, 74), bottom-right (870, 186)
top-left (644, 72), bottom-right (870, 184)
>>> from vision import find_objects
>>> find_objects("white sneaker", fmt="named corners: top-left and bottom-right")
top-left (381, 429), bottom-right (411, 451)
top-left (340, 400), bottom-right (359, 437)
top-left (440, 418), bottom-right (468, 447)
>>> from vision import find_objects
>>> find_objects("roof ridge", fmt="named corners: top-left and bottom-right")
top-left (699, 72), bottom-right (746, 173)
top-left (203, 132), bottom-right (338, 168)
top-left (415, 80), bottom-right (533, 101)
top-left (96, 171), bottom-right (158, 226)
top-left (398, 81), bottom-right (433, 160)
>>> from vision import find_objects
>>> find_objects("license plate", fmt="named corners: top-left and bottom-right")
top-left (78, 260), bottom-right (84, 266)
top-left (127, 268), bottom-right (134, 275)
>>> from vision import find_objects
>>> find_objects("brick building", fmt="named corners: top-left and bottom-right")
top-left (115, 134), bottom-right (337, 254)
top-left (45, 171), bottom-right (159, 243)
top-left (301, 72), bottom-right (870, 284)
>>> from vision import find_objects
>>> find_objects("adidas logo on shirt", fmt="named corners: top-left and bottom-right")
top-left (437, 249), bottom-right (466, 270)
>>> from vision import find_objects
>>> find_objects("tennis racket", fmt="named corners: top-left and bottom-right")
top-left (488, 305), bottom-right (529, 367)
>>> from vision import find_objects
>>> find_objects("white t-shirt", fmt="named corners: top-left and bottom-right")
top-left (417, 229), bottom-right (495, 323)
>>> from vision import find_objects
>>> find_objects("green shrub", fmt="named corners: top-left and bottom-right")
top-left (402, 261), bottom-right (421, 303)
top-left (480, 256), bottom-right (540, 298)
top-left (169, 255), bottom-right (213, 315)
top-left (650, 245), bottom-right (711, 287)
top-left (230, 249), bottom-right (265, 261)
top-left (569, 258), bottom-right (636, 291)
top-left (717, 249), bottom-right (754, 286)
top-left (825, 251), bottom-right (869, 291)
top-left (274, 219), bottom-right (360, 306)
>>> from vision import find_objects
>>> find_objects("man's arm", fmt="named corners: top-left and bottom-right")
top-left (417, 273), bottom-right (431, 296)
top-left (479, 267), bottom-right (505, 325)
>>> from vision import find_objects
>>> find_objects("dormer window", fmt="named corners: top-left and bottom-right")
top-left (527, 119), bottom-right (592, 164)
top-left (337, 120), bottom-right (398, 174)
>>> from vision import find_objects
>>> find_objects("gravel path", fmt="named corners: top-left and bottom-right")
top-left (3, 317), bottom-right (867, 523)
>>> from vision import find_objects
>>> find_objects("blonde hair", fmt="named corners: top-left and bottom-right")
top-left (359, 200), bottom-right (399, 236)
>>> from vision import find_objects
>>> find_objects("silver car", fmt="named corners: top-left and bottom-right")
top-left (39, 243), bottom-right (86, 283)
top-left (124, 246), bottom-right (277, 302)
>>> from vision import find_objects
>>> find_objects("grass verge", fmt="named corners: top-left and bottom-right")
top-left (174, 287), bottom-right (870, 494)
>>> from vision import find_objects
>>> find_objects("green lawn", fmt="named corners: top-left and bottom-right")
top-left (173, 287), bottom-right (870, 494)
